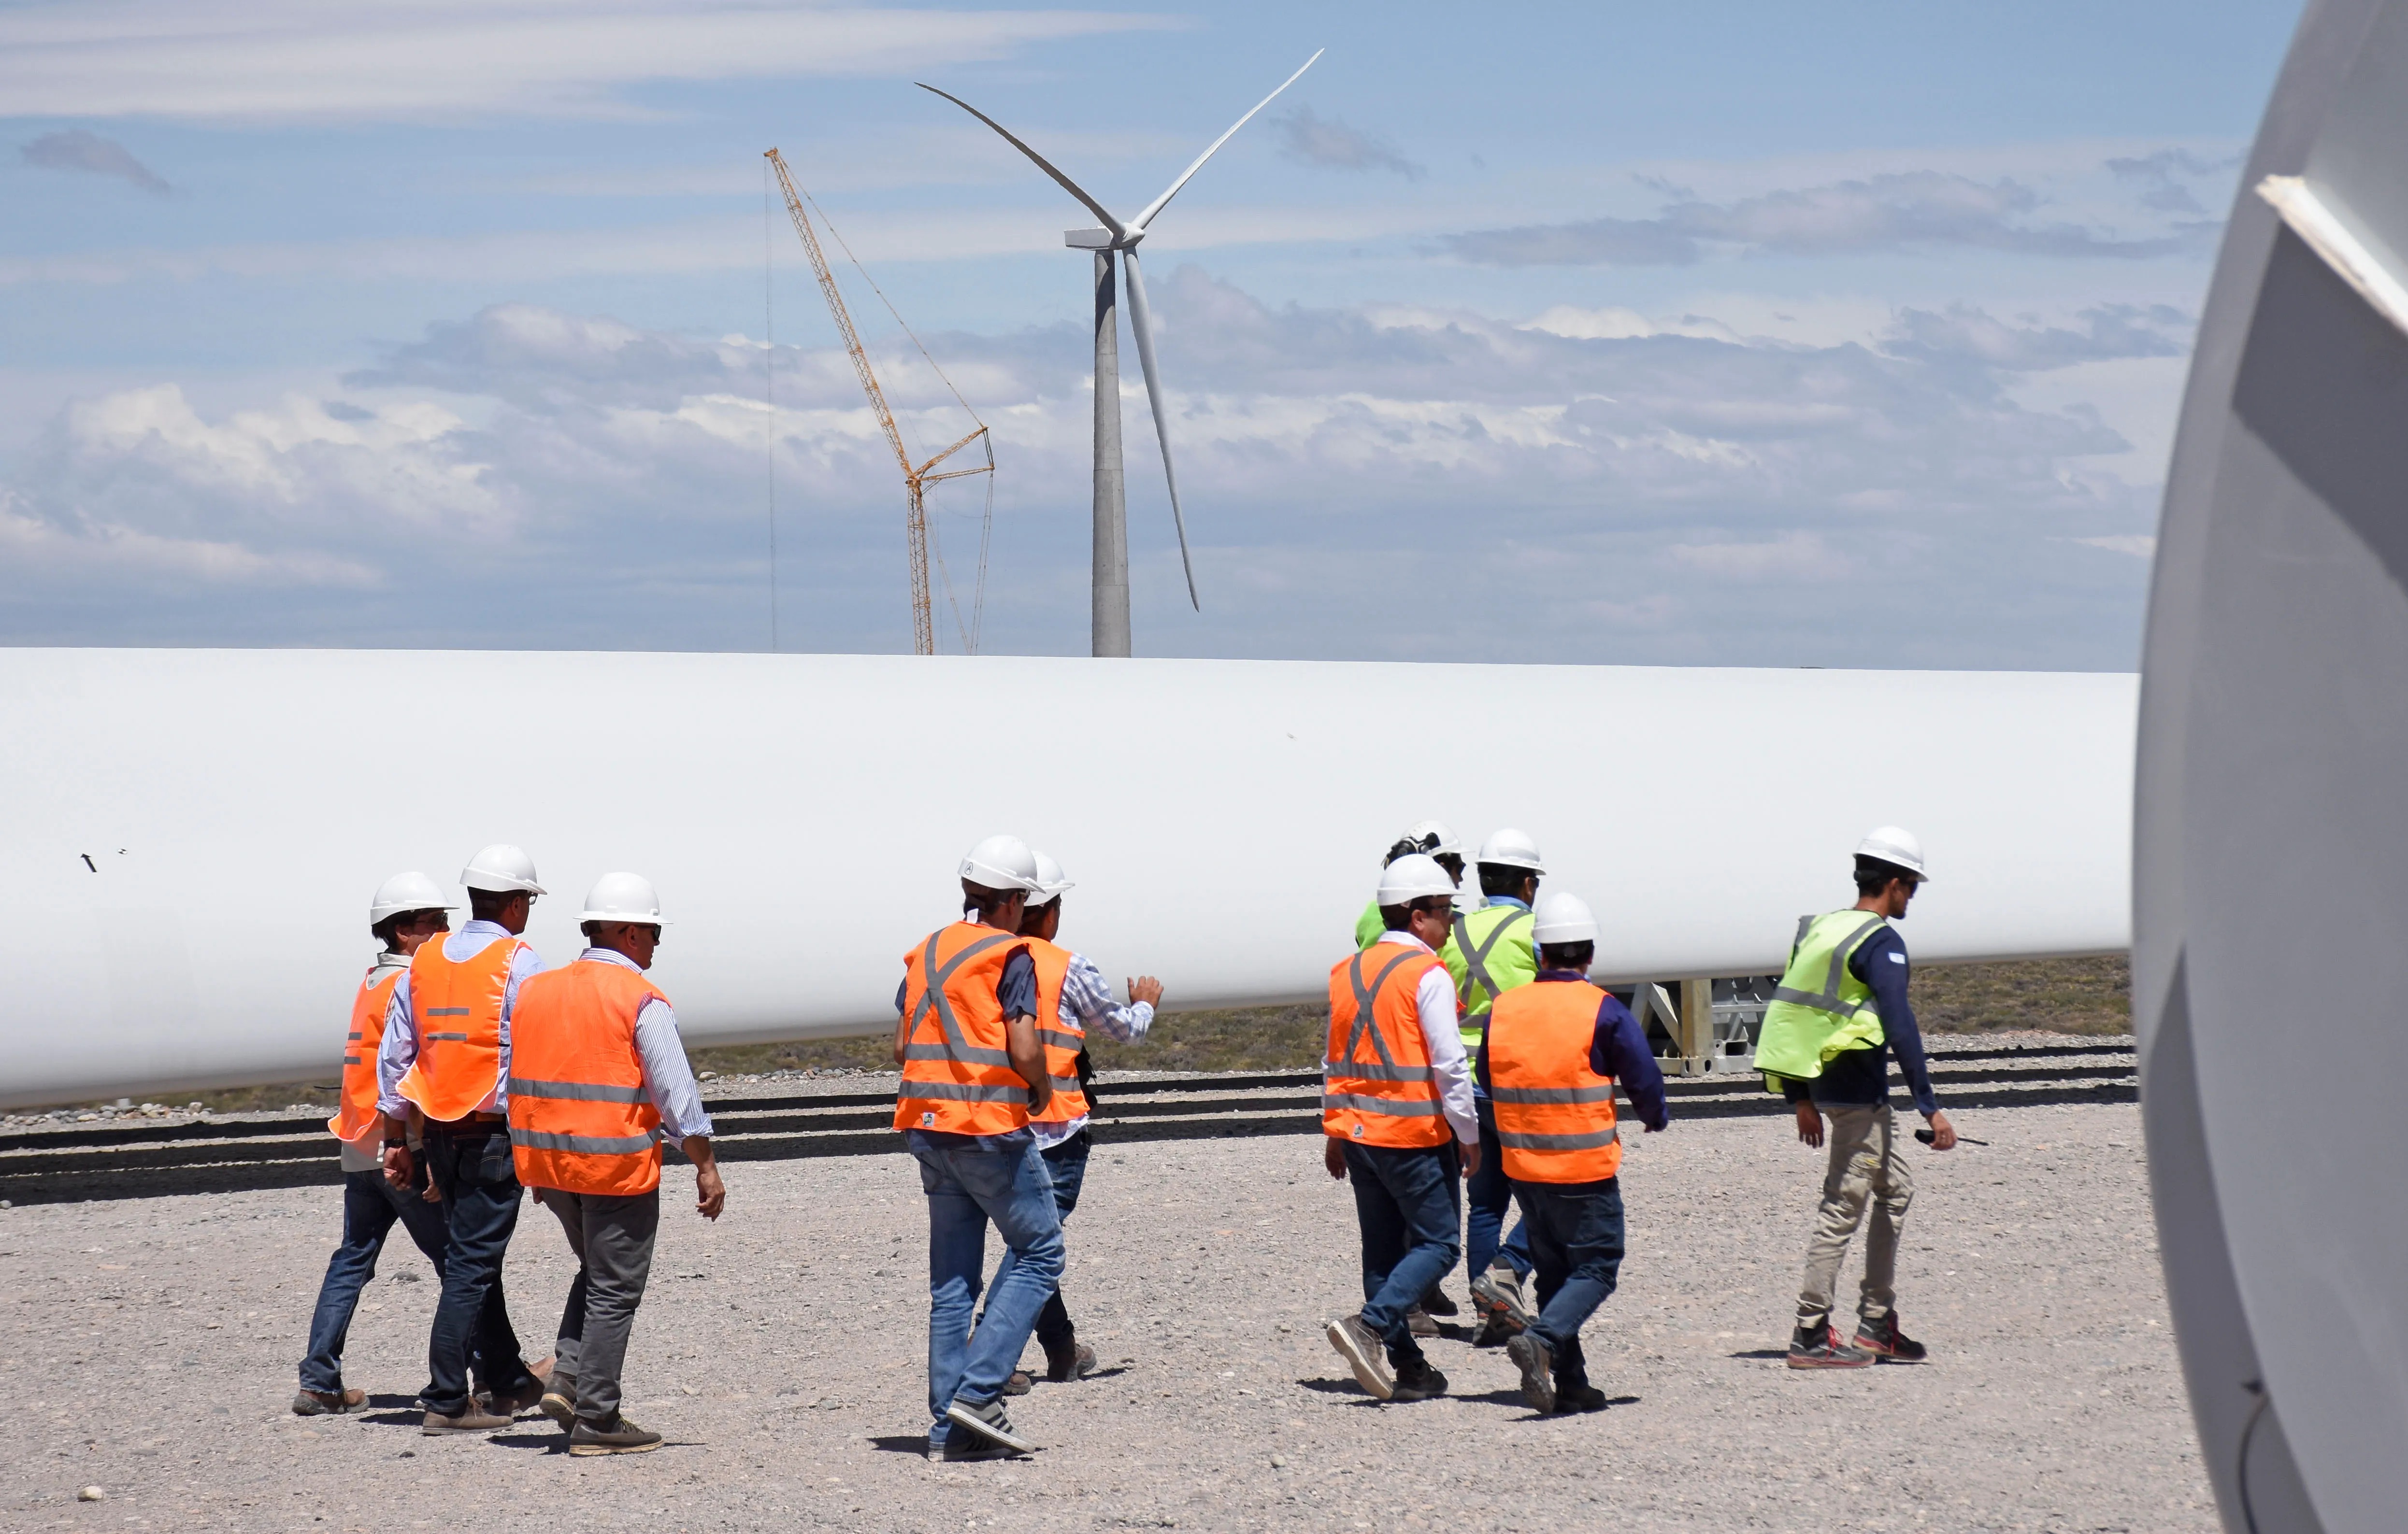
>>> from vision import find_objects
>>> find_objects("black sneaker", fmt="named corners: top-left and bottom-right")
top-left (1554, 1383), bottom-right (1608, 1414)
top-left (944, 1396), bottom-right (1033, 1455)
top-left (1788, 1321), bottom-right (1873, 1369)
top-left (1505, 1332), bottom-right (1556, 1413)
top-left (1390, 1359), bottom-right (1448, 1402)
top-left (1419, 1286), bottom-right (1458, 1318)
top-left (1854, 1312), bottom-right (1929, 1363)
top-left (1470, 1314), bottom-right (1515, 1349)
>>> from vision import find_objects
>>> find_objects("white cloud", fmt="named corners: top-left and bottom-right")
top-left (2073, 534), bottom-right (2157, 557)
top-left (1444, 169), bottom-right (2217, 266)
top-left (0, 277), bottom-right (2163, 663)
top-left (1272, 107), bottom-right (1423, 180)
top-left (0, 0), bottom-right (1170, 122)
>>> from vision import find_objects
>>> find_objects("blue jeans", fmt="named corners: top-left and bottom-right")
top-left (1513, 1176), bottom-right (1626, 1389)
top-left (1466, 1097), bottom-right (1532, 1281)
top-left (422, 1126), bottom-right (536, 1416)
top-left (298, 1166), bottom-right (451, 1393)
top-left (914, 1136), bottom-right (1065, 1445)
top-left (989, 1130), bottom-right (1090, 1351)
top-left (1342, 1138), bottom-right (1462, 1368)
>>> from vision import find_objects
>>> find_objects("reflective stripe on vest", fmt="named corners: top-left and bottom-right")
top-left (1451, 906), bottom-right (1534, 1045)
top-left (1486, 978), bottom-right (1622, 1183)
top-left (1753, 910), bottom-right (1891, 1084)
top-left (1024, 938), bottom-right (1090, 1127)
top-left (506, 958), bottom-right (668, 1196)
top-left (893, 923), bottom-right (1034, 1136)
top-left (1320, 945), bottom-right (1450, 1149)
top-left (328, 967), bottom-right (402, 1146)
top-left (398, 935), bottom-right (524, 1122)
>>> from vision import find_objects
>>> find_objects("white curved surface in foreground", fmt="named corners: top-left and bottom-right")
top-left (0, 649), bottom-right (2133, 1108)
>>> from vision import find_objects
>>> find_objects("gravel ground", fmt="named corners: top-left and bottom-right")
top-left (1, 1093), bottom-right (2204, 1534)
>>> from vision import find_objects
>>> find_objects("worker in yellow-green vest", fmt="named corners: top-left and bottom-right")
top-left (1455, 828), bottom-right (1545, 1345)
top-left (1354, 821), bottom-right (1475, 956)
top-left (1756, 826), bottom-right (1957, 1370)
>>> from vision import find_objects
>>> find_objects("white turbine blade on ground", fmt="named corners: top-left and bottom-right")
top-left (1120, 248), bottom-right (1198, 610)
top-left (916, 82), bottom-right (1129, 241)
top-left (1129, 48), bottom-right (1323, 235)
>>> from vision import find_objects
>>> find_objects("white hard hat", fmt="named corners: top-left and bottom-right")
top-left (579, 871), bottom-right (666, 926)
top-left (1376, 853), bottom-right (1457, 906)
top-left (1390, 819), bottom-right (1466, 862)
top-left (1477, 827), bottom-right (1546, 874)
top-left (1027, 850), bottom-right (1074, 906)
top-left (1855, 825), bottom-right (1929, 881)
top-left (1532, 892), bottom-right (1600, 945)
top-left (959, 834), bottom-right (1045, 894)
top-left (460, 844), bottom-right (545, 895)
top-left (369, 871), bottom-right (456, 926)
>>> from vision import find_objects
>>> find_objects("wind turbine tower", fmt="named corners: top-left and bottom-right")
top-left (921, 51), bottom-right (1321, 657)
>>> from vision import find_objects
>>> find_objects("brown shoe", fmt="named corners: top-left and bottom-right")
top-left (1043, 1342), bottom-right (1097, 1383)
top-left (568, 1415), bottom-right (664, 1456)
top-left (422, 1405), bottom-right (514, 1435)
top-left (485, 1377), bottom-right (547, 1417)
top-left (1405, 1307), bottom-right (1440, 1337)
top-left (538, 1380), bottom-right (577, 1429)
top-left (291, 1388), bottom-right (363, 1416)
top-left (1001, 1370), bottom-right (1032, 1397)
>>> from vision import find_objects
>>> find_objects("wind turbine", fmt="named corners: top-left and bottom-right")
top-left (919, 50), bottom-right (1321, 657)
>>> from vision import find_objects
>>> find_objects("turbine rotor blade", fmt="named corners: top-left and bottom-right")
top-left (1129, 48), bottom-right (1323, 235)
top-left (916, 82), bottom-right (1129, 241)
top-left (1121, 249), bottom-right (1199, 611)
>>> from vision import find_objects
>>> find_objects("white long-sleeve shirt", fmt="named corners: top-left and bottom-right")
top-left (1029, 950), bottom-right (1155, 1150)
top-left (339, 949), bottom-right (414, 1173)
top-left (375, 921), bottom-right (545, 1119)
top-left (575, 947), bottom-right (716, 1142)
top-left (1376, 929), bottom-right (1480, 1147)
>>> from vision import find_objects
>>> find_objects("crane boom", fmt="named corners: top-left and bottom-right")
top-left (766, 148), bottom-right (934, 655)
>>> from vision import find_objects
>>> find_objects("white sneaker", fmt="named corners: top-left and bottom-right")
top-left (1325, 1315), bottom-right (1395, 1401)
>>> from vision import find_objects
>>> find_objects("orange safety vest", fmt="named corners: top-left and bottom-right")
top-left (1023, 938), bottom-right (1087, 1126)
top-left (892, 921), bottom-right (1035, 1136)
top-left (1322, 942), bottom-right (1451, 1149)
top-left (1487, 979), bottom-right (1623, 1183)
top-left (397, 932), bottom-right (529, 1123)
top-left (507, 958), bottom-right (668, 1196)
top-left (328, 965), bottom-right (403, 1145)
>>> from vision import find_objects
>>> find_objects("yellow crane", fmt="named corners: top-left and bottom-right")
top-left (766, 147), bottom-right (992, 656)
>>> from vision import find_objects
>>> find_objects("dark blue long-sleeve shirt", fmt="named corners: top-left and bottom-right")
top-left (1476, 973), bottom-right (1670, 1133)
top-left (1780, 923), bottom-right (1937, 1116)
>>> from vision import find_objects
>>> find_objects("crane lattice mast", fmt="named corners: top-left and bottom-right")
top-left (766, 147), bottom-right (991, 656)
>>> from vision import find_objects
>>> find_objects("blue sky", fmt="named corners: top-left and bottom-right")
top-left (0, 0), bottom-right (2301, 664)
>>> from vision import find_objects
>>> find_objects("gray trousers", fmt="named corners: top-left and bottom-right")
top-left (543, 1187), bottom-right (660, 1426)
top-left (1796, 1103), bottom-right (1914, 1329)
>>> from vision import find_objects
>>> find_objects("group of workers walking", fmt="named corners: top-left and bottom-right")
top-left (298, 845), bottom-right (718, 1455)
top-left (291, 817), bottom-right (1955, 1459)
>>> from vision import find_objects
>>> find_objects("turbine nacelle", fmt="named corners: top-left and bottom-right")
top-left (1065, 227), bottom-right (1121, 250)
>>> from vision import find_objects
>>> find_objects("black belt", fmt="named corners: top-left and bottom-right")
top-left (426, 1113), bottom-right (507, 1131)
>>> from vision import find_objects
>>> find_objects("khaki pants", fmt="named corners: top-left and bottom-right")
top-left (1796, 1103), bottom-right (1914, 1329)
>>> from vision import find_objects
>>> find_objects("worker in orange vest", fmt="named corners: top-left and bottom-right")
top-left (892, 835), bottom-right (1063, 1461)
top-left (511, 872), bottom-right (724, 1457)
top-left (1321, 853), bottom-right (1482, 1404)
top-left (375, 843), bottom-right (551, 1435)
top-left (1485, 893), bottom-right (1669, 1415)
top-left (991, 849), bottom-right (1161, 1393)
top-left (293, 872), bottom-right (458, 1416)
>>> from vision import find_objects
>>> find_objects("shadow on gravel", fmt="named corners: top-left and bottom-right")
top-left (487, 1433), bottom-right (565, 1453)
top-left (1728, 1349), bottom-right (1789, 1361)
top-left (1292, 1378), bottom-right (1382, 1403)
top-left (868, 1435), bottom-right (930, 1454)
top-left (359, 1410), bottom-right (424, 1427)
top-left (364, 1394), bottom-right (421, 1410)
